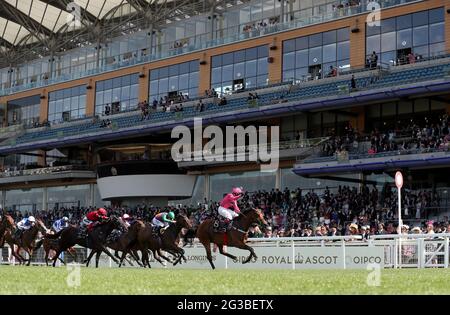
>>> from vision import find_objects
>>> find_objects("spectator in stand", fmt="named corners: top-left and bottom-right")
top-left (351, 75), bottom-right (357, 90)
top-left (104, 104), bottom-right (111, 116)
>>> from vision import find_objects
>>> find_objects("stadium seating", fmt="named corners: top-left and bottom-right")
top-left (8, 60), bottom-right (450, 147)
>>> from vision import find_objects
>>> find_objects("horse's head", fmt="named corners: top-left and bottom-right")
top-left (1, 214), bottom-right (15, 230)
top-left (110, 215), bottom-right (129, 232)
top-left (242, 208), bottom-right (269, 230)
top-left (35, 219), bottom-right (50, 235)
top-left (175, 214), bottom-right (192, 230)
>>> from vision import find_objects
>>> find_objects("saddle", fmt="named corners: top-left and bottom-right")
top-left (106, 229), bottom-right (122, 244)
top-left (213, 215), bottom-right (232, 233)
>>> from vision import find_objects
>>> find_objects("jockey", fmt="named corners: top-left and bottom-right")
top-left (16, 216), bottom-right (36, 238)
top-left (17, 216), bottom-right (36, 231)
top-left (218, 187), bottom-right (244, 229)
top-left (122, 214), bottom-right (133, 228)
top-left (52, 217), bottom-right (69, 233)
top-left (80, 208), bottom-right (108, 235)
top-left (152, 211), bottom-right (176, 232)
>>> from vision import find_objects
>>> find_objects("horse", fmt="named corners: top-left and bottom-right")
top-left (85, 220), bottom-right (145, 268)
top-left (46, 216), bottom-right (128, 268)
top-left (0, 214), bottom-right (15, 248)
top-left (196, 208), bottom-right (268, 270)
top-left (34, 237), bottom-right (78, 266)
top-left (136, 214), bottom-right (192, 267)
top-left (3, 218), bottom-right (49, 266)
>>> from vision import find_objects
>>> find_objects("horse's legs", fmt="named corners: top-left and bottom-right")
top-left (98, 245), bottom-right (119, 264)
top-left (157, 249), bottom-right (173, 263)
top-left (235, 243), bottom-right (257, 264)
top-left (26, 249), bottom-right (33, 266)
top-left (218, 245), bottom-right (238, 261)
top-left (85, 249), bottom-right (96, 267)
top-left (95, 251), bottom-right (102, 268)
top-left (44, 248), bottom-right (49, 267)
top-left (200, 240), bottom-right (215, 270)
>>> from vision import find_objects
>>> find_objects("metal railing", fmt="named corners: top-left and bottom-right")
top-left (2, 232), bottom-right (450, 269)
top-left (0, 0), bottom-right (422, 96)
top-left (0, 165), bottom-right (91, 178)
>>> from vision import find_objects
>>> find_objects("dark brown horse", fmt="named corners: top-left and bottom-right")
top-left (137, 214), bottom-right (192, 267)
top-left (86, 220), bottom-right (145, 268)
top-left (0, 214), bottom-right (15, 248)
top-left (3, 218), bottom-right (49, 265)
top-left (197, 208), bottom-right (268, 269)
top-left (47, 216), bottom-right (127, 268)
top-left (34, 237), bottom-right (78, 266)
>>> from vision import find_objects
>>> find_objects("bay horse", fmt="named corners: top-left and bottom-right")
top-left (0, 214), bottom-right (15, 248)
top-left (196, 208), bottom-right (268, 270)
top-left (86, 220), bottom-right (145, 268)
top-left (137, 214), bottom-right (192, 267)
top-left (3, 218), bottom-right (49, 266)
top-left (47, 216), bottom-right (127, 268)
top-left (34, 237), bottom-right (78, 266)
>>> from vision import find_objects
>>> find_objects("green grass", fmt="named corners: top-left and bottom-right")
top-left (1, 266), bottom-right (450, 294)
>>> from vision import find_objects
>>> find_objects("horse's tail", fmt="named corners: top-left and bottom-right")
top-left (45, 229), bottom-right (63, 239)
top-left (34, 239), bottom-right (44, 250)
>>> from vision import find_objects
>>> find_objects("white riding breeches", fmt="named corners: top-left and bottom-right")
top-left (218, 206), bottom-right (239, 220)
top-left (152, 218), bottom-right (167, 228)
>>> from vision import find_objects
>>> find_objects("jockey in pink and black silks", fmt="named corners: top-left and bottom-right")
top-left (218, 187), bottom-right (244, 223)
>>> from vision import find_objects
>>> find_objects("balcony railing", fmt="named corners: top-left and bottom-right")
top-left (0, 0), bottom-right (422, 96)
top-left (0, 165), bottom-right (91, 178)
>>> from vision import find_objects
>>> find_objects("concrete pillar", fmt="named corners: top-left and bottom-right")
top-left (275, 168), bottom-right (281, 190)
top-left (42, 187), bottom-right (48, 212)
top-left (1, 190), bottom-right (6, 208)
top-left (205, 174), bottom-right (210, 202)
top-left (90, 184), bottom-right (95, 207)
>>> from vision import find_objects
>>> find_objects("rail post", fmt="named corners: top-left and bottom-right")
top-left (342, 239), bottom-right (346, 270)
top-left (445, 237), bottom-right (449, 269)
top-left (291, 240), bottom-right (295, 270)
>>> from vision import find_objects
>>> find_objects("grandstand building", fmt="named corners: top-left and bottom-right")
top-left (0, 0), bottom-right (449, 217)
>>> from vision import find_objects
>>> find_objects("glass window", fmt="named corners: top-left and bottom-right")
top-left (246, 60), bottom-right (257, 77)
top-left (234, 62), bottom-right (245, 79)
top-left (211, 68), bottom-right (221, 84)
top-left (222, 64), bottom-right (233, 81)
top-left (309, 47), bottom-right (322, 64)
top-left (381, 32), bottom-right (396, 52)
top-left (283, 52), bottom-right (295, 70)
top-left (429, 23), bottom-right (444, 44)
top-left (246, 47), bottom-right (258, 60)
top-left (295, 50), bottom-right (309, 68)
top-left (283, 39), bottom-right (296, 53)
top-left (397, 28), bottom-right (412, 49)
top-left (211, 56), bottom-right (222, 68)
top-left (179, 62), bottom-right (190, 74)
top-left (234, 50), bottom-right (246, 63)
top-left (413, 11), bottom-right (428, 27)
top-left (337, 41), bottom-right (349, 61)
top-left (257, 46), bottom-right (268, 58)
top-left (222, 52), bottom-right (234, 65)
top-left (257, 59), bottom-right (268, 75)
top-left (366, 35), bottom-right (381, 55)
top-left (323, 43), bottom-right (336, 63)
top-left (429, 7), bottom-right (444, 24)
top-left (413, 25), bottom-right (429, 47)
top-left (337, 28), bottom-right (350, 42)
top-left (309, 33), bottom-right (322, 47)
top-left (190, 61), bottom-right (199, 72)
top-left (381, 18), bottom-right (396, 33)
top-left (295, 37), bottom-right (308, 50)
top-left (396, 14), bottom-right (411, 30)
top-left (323, 30), bottom-right (336, 45)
